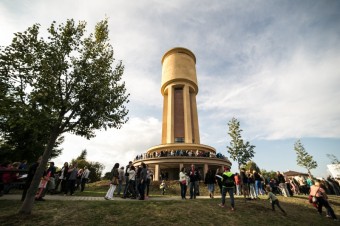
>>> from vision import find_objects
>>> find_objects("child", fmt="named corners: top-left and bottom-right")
top-left (160, 180), bottom-right (166, 195)
top-left (266, 186), bottom-right (287, 215)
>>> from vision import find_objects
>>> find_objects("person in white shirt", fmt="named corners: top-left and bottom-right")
top-left (80, 166), bottom-right (90, 192)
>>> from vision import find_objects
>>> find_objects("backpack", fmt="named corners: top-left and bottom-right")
top-left (222, 172), bottom-right (235, 187)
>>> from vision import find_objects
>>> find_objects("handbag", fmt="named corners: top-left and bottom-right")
top-left (111, 177), bottom-right (118, 185)
top-left (312, 188), bottom-right (319, 203)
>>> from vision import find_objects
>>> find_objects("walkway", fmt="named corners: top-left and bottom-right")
top-left (0, 194), bottom-right (211, 201)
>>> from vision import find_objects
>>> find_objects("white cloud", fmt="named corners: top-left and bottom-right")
top-left (2, 0), bottom-right (340, 178)
top-left (53, 117), bottom-right (161, 172)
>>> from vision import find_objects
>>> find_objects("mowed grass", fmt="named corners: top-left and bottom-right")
top-left (0, 181), bottom-right (339, 226)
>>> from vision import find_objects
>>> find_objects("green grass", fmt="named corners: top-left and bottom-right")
top-left (1, 181), bottom-right (339, 226)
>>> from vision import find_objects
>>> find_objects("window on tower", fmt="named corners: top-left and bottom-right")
top-left (175, 137), bottom-right (185, 143)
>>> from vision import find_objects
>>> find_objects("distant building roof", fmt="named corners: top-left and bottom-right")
top-left (283, 170), bottom-right (309, 177)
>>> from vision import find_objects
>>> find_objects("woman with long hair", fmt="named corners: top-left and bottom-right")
top-left (105, 163), bottom-right (120, 200)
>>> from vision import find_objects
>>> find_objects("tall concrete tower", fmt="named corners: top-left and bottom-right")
top-left (134, 47), bottom-right (231, 181)
top-left (161, 47), bottom-right (200, 145)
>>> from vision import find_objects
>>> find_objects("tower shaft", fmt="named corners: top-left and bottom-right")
top-left (161, 47), bottom-right (200, 144)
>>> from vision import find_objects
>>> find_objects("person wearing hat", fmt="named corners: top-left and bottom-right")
top-left (218, 166), bottom-right (236, 211)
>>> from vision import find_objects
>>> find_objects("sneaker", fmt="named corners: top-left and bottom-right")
top-left (231, 208), bottom-right (235, 211)
top-left (218, 204), bottom-right (225, 208)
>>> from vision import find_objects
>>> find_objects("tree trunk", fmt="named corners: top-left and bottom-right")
top-left (18, 128), bottom-right (60, 214)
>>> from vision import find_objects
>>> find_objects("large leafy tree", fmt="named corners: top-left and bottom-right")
top-left (294, 140), bottom-right (317, 177)
top-left (227, 117), bottom-right (255, 170)
top-left (0, 19), bottom-right (129, 214)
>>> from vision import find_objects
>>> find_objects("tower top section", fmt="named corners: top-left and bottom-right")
top-left (161, 47), bottom-right (198, 95)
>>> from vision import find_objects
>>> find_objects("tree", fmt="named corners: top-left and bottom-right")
top-left (227, 117), bottom-right (255, 170)
top-left (326, 154), bottom-right (339, 165)
top-left (294, 140), bottom-right (317, 177)
top-left (72, 149), bottom-right (104, 182)
top-left (77, 149), bottom-right (87, 161)
top-left (244, 161), bottom-right (261, 173)
top-left (0, 19), bottom-right (129, 214)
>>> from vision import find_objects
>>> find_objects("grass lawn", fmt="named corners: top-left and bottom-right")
top-left (0, 181), bottom-right (339, 226)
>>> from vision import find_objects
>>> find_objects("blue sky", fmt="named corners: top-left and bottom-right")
top-left (1, 0), bottom-right (339, 178)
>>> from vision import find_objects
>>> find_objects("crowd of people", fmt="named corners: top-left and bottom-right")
top-left (175, 165), bottom-right (338, 221)
top-left (134, 150), bottom-right (227, 161)
top-left (0, 157), bottom-right (91, 201)
top-left (105, 161), bottom-right (153, 200)
top-left (1, 158), bottom-right (339, 221)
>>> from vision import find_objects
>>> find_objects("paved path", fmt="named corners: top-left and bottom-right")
top-left (0, 194), bottom-right (212, 201)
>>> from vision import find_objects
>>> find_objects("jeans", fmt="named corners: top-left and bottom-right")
top-left (138, 182), bottom-right (146, 199)
top-left (236, 184), bottom-right (241, 195)
top-left (116, 180), bottom-right (123, 195)
top-left (190, 181), bottom-right (197, 199)
top-left (221, 187), bottom-right (234, 208)
top-left (255, 180), bottom-right (261, 197)
top-left (317, 197), bottom-right (337, 219)
top-left (80, 178), bottom-right (88, 192)
top-left (180, 183), bottom-right (187, 199)
top-left (249, 183), bottom-right (257, 199)
top-left (123, 176), bottom-right (129, 196)
top-left (279, 183), bottom-right (290, 197)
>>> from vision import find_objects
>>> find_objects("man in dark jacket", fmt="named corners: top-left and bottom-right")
top-left (189, 164), bottom-right (199, 199)
top-left (138, 162), bottom-right (147, 200)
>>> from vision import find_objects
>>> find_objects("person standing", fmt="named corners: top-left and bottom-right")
top-left (215, 168), bottom-right (223, 195)
top-left (179, 167), bottom-right (188, 199)
top-left (122, 161), bottom-right (132, 198)
top-left (137, 162), bottom-right (147, 200)
top-left (205, 168), bottom-right (215, 198)
top-left (277, 171), bottom-right (290, 197)
top-left (116, 166), bottom-right (124, 196)
top-left (105, 163), bottom-right (119, 200)
top-left (145, 165), bottom-right (152, 199)
top-left (240, 168), bottom-right (250, 200)
top-left (234, 173), bottom-right (241, 196)
top-left (59, 162), bottom-right (69, 194)
top-left (46, 162), bottom-right (56, 194)
top-left (125, 165), bottom-right (137, 199)
top-left (253, 170), bottom-right (261, 198)
top-left (189, 164), bottom-right (199, 199)
top-left (65, 163), bottom-right (78, 196)
top-left (21, 156), bottom-right (42, 201)
top-left (219, 167), bottom-right (235, 211)
top-left (80, 166), bottom-right (90, 192)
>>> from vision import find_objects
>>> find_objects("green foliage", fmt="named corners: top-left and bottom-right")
top-left (77, 149), bottom-right (87, 161)
top-left (244, 161), bottom-right (261, 173)
top-left (260, 169), bottom-right (277, 180)
top-left (294, 140), bottom-right (317, 176)
top-left (0, 18), bottom-right (129, 214)
top-left (227, 117), bottom-right (255, 170)
top-left (72, 149), bottom-right (104, 182)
